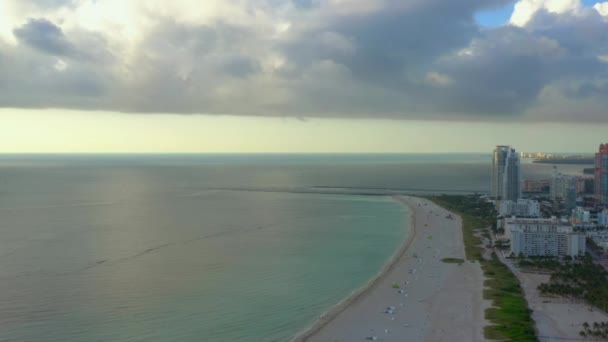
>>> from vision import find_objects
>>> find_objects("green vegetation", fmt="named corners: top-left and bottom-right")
top-left (516, 256), bottom-right (561, 271)
top-left (537, 254), bottom-right (608, 312)
top-left (428, 195), bottom-right (537, 341)
top-left (392, 281), bottom-right (400, 289)
top-left (441, 258), bottom-right (465, 264)
top-left (587, 237), bottom-right (601, 250)
top-left (482, 252), bottom-right (537, 340)
top-left (580, 321), bottom-right (608, 339)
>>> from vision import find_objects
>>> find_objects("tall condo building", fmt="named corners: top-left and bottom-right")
top-left (596, 144), bottom-right (608, 204)
top-left (492, 146), bottom-right (521, 201)
top-left (504, 150), bottom-right (522, 201)
top-left (492, 146), bottom-right (509, 199)
top-left (551, 167), bottom-right (578, 211)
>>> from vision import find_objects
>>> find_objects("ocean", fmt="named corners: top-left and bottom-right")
top-left (0, 154), bottom-right (588, 341)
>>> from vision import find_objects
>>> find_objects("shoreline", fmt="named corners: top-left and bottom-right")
top-left (292, 195), bottom-right (418, 342)
top-left (300, 196), bottom-right (490, 342)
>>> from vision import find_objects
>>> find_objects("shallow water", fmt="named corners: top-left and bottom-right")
top-left (0, 156), bottom-right (410, 341)
top-left (0, 154), bottom-right (583, 341)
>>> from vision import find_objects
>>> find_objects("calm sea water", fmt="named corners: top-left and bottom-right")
top-left (0, 154), bottom-right (587, 341)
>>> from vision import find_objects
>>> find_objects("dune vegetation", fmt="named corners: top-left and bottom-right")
top-left (429, 195), bottom-right (537, 341)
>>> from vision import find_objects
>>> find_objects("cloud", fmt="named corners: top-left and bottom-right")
top-left (13, 18), bottom-right (75, 56)
top-left (596, 2), bottom-right (608, 17)
top-left (424, 72), bottom-right (452, 87)
top-left (0, 0), bottom-right (606, 122)
top-left (510, 0), bottom-right (582, 27)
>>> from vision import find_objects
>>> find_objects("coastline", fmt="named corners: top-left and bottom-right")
top-left (299, 196), bottom-right (490, 342)
top-left (292, 195), bottom-right (418, 342)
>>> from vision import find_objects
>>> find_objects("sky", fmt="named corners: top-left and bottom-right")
top-left (1, 0), bottom-right (607, 153)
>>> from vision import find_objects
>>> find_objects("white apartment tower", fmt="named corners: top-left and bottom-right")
top-left (506, 217), bottom-right (586, 257)
top-left (492, 146), bottom-right (521, 201)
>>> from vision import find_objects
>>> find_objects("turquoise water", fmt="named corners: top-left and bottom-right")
top-left (0, 154), bottom-right (579, 341)
top-left (0, 157), bottom-right (408, 341)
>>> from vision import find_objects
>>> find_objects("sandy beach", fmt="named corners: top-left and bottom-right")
top-left (295, 196), bottom-right (490, 342)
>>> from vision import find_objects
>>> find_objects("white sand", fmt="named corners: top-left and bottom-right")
top-left (295, 196), bottom-right (490, 342)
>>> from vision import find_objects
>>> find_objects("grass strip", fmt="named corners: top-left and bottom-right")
top-left (428, 195), bottom-right (537, 341)
top-left (441, 258), bottom-right (465, 264)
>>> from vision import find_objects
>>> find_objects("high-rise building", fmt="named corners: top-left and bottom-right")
top-left (492, 146), bottom-right (521, 201)
top-left (595, 144), bottom-right (608, 204)
top-left (551, 167), bottom-right (578, 211)
top-left (498, 199), bottom-right (541, 217)
top-left (493, 146), bottom-right (508, 199)
top-left (523, 179), bottom-right (550, 193)
top-left (504, 150), bottom-right (521, 201)
top-left (598, 209), bottom-right (608, 225)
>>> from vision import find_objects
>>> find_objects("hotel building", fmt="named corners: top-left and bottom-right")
top-left (498, 199), bottom-right (541, 218)
top-left (506, 217), bottom-right (586, 257)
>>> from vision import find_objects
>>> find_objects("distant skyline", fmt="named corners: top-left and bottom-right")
top-left (1, 0), bottom-right (608, 153)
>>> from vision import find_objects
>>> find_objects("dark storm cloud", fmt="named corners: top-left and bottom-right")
top-left (0, 41), bottom-right (110, 109)
top-left (284, 0), bottom-right (507, 82)
top-left (0, 18), bottom-right (115, 109)
top-left (13, 18), bottom-right (114, 63)
top-left (13, 18), bottom-right (75, 56)
top-left (433, 27), bottom-right (557, 115)
top-left (0, 0), bottom-right (607, 121)
top-left (222, 56), bottom-right (261, 78)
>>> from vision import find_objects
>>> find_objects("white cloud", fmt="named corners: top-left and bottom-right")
top-left (0, 1), bottom-right (19, 44)
top-left (510, 0), bottom-right (582, 27)
top-left (594, 2), bottom-right (608, 17)
top-left (54, 59), bottom-right (68, 71)
top-left (424, 71), bottom-right (452, 87)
